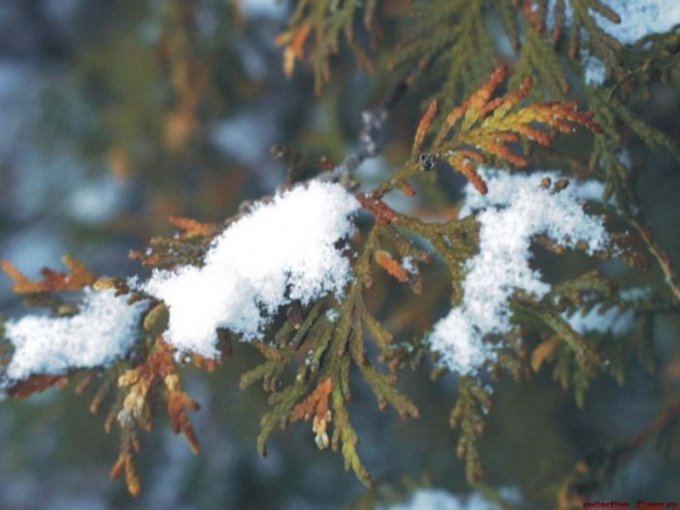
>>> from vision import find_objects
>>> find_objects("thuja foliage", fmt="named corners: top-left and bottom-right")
top-left (1, 1), bottom-right (680, 508)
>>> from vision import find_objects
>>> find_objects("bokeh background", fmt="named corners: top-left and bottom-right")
top-left (0, 1), bottom-right (679, 508)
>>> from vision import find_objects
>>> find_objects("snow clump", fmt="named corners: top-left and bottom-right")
top-left (429, 169), bottom-right (609, 375)
top-left (4, 288), bottom-right (148, 382)
top-left (144, 181), bottom-right (360, 357)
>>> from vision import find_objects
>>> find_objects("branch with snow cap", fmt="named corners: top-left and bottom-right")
top-left (429, 168), bottom-right (610, 376)
top-left (2, 288), bottom-right (148, 384)
top-left (143, 180), bottom-right (361, 357)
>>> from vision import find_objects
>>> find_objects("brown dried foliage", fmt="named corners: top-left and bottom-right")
top-left (7, 374), bottom-right (69, 398)
top-left (291, 377), bottom-right (333, 449)
top-left (375, 250), bottom-right (409, 283)
top-left (110, 432), bottom-right (142, 498)
top-left (113, 338), bottom-right (202, 494)
top-left (356, 192), bottom-right (398, 225)
top-left (168, 216), bottom-right (219, 240)
top-left (1, 256), bottom-right (96, 294)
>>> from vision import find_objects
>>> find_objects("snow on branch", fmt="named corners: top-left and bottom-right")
top-left (4, 289), bottom-right (148, 382)
top-left (429, 169), bottom-right (610, 376)
top-left (144, 181), bottom-right (360, 357)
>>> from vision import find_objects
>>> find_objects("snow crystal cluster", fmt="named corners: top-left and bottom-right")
top-left (3, 289), bottom-right (148, 382)
top-left (144, 181), bottom-right (360, 357)
top-left (430, 168), bottom-right (609, 376)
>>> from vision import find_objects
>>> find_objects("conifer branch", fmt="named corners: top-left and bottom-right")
top-left (378, 65), bottom-right (600, 197)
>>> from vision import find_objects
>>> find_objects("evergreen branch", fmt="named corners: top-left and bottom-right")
top-left (276, 0), bottom-right (378, 93)
top-left (331, 383), bottom-right (374, 487)
top-left (391, 0), bottom-right (498, 107)
top-left (378, 65), bottom-right (600, 197)
top-left (450, 376), bottom-right (492, 483)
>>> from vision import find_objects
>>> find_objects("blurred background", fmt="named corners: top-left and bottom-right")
top-left (0, 1), bottom-right (679, 508)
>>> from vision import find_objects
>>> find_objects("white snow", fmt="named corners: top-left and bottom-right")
top-left (562, 286), bottom-right (651, 336)
top-left (459, 168), bottom-right (605, 217)
top-left (4, 289), bottom-right (148, 382)
top-left (430, 169), bottom-right (609, 375)
top-left (563, 305), bottom-right (634, 336)
top-left (144, 181), bottom-right (360, 357)
top-left (582, 53), bottom-right (606, 86)
top-left (382, 489), bottom-right (502, 510)
top-left (549, 1), bottom-right (680, 45)
top-left (620, 286), bottom-right (652, 302)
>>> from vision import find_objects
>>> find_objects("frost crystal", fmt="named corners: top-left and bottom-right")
top-left (430, 170), bottom-right (609, 375)
top-left (144, 181), bottom-right (360, 357)
top-left (4, 288), bottom-right (147, 382)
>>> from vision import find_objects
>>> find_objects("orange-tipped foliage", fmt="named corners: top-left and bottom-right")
top-left (165, 373), bottom-right (201, 454)
top-left (7, 374), bottom-right (69, 398)
top-left (409, 65), bottom-right (601, 194)
top-left (291, 377), bottom-right (333, 449)
top-left (412, 99), bottom-right (439, 156)
top-left (275, 21), bottom-right (312, 78)
top-left (110, 439), bottom-right (141, 497)
top-left (168, 216), bottom-right (219, 240)
top-left (112, 338), bottom-right (202, 494)
top-left (375, 250), bottom-right (409, 283)
top-left (356, 193), bottom-right (398, 225)
top-left (1, 256), bottom-right (96, 294)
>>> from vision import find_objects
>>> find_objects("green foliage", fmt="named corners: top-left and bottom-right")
top-left (2, 1), bottom-right (680, 507)
top-left (449, 377), bottom-right (492, 483)
top-left (390, 0), bottom-right (498, 107)
top-left (277, 0), bottom-right (378, 93)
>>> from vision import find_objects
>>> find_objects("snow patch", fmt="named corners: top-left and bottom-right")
top-left (594, 0), bottom-right (680, 45)
top-left (430, 170), bottom-right (609, 375)
top-left (459, 168), bottom-right (605, 217)
top-left (563, 305), bottom-right (635, 336)
top-left (382, 488), bottom-right (505, 510)
top-left (4, 289), bottom-right (147, 382)
top-left (144, 181), bottom-right (360, 357)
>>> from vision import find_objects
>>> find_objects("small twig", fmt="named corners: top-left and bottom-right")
top-left (355, 192), bottom-right (398, 224)
top-left (321, 68), bottom-right (419, 181)
top-left (559, 396), bottom-right (680, 507)
top-left (628, 215), bottom-right (680, 305)
top-left (626, 397), bottom-right (680, 451)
